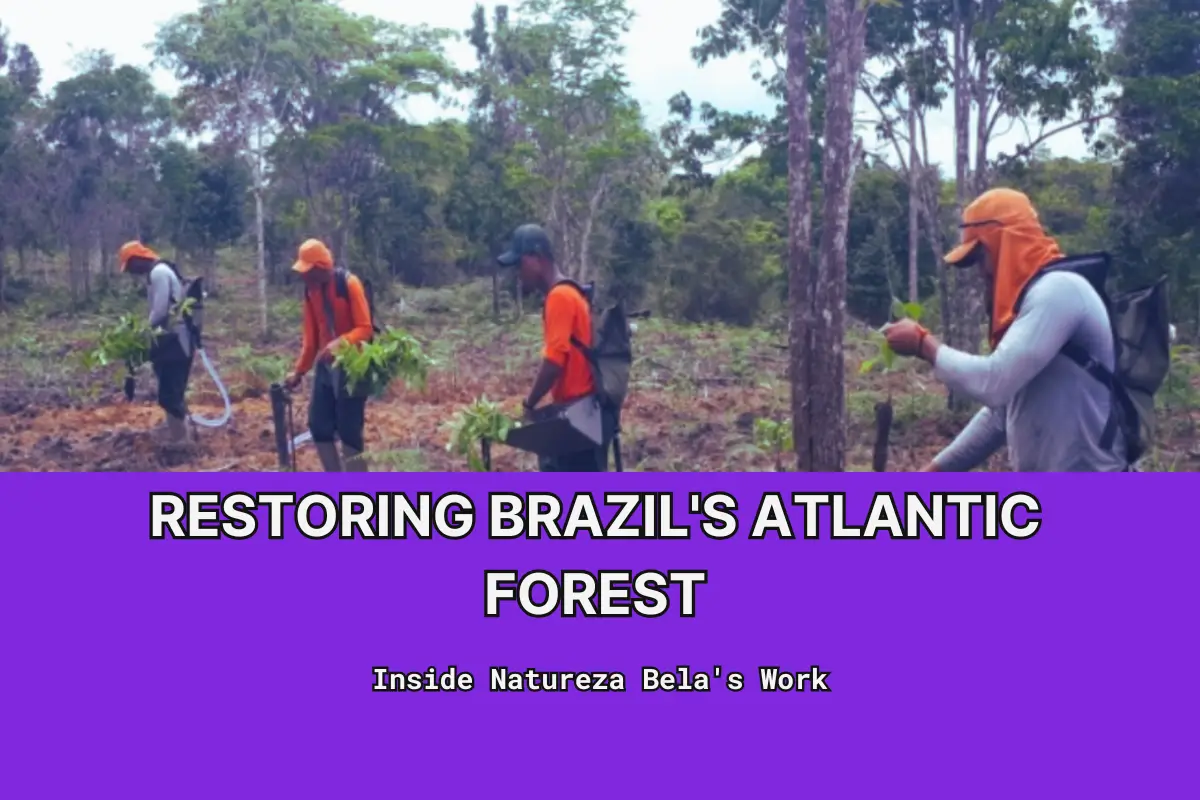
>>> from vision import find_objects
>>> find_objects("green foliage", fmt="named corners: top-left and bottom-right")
top-left (993, 157), bottom-right (1115, 254)
top-left (333, 329), bottom-right (434, 398)
top-left (892, 298), bottom-right (924, 323)
top-left (82, 314), bottom-right (155, 376)
top-left (860, 298), bottom-right (924, 375)
top-left (752, 418), bottom-right (793, 471)
top-left (443, 397), bottom-right (516, 471)
top-left (0, 0), bottom-right (1193, 353)
top-left (1159, 345), bottom-right (1200, 410)
top-left (1105, 0), bottom-right (1200, 334)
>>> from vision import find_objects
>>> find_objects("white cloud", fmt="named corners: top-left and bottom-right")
top-left (5, 0), bottom-right (1100, 176)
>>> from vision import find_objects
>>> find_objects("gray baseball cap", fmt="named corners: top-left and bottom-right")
top-left (497, 224), bottom-right (554, 267)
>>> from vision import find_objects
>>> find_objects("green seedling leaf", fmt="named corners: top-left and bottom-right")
top-left (83, 314), bottom-right (157, 383)
top-left (881, 340), bottom-right (896, 370)
top-left (332, 328), bottom-right (434, 398)
top-left (443, 396), bottom-right (518, 471)
top-left (890, 298), bottom-right (924, 322)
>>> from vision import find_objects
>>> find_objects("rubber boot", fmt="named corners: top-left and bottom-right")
top-left (314, 441), bottom-right (343, 472)
top-left (166, 414), bottom-right (191, 444)
top-left (342, 446), bottom-right (369, 472)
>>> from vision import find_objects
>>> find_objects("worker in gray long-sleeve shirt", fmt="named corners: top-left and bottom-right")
top-left (883, 188), bottom-right (1126, 472)
top-left (118, 240), bottom-right (195, 443)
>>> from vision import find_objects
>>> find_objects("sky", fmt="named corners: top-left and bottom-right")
top-left (3, 0), bottom-right (1099, 172)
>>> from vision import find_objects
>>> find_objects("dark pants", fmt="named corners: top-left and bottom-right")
top-left (538, 407), bottom-right (615, 472)
top-left (153, 351), bottom-right (194, 420)
top-left (308, 363), bottom-right (367, 451)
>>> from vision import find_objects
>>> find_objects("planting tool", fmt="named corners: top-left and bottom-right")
top-left (269, 383), bottom-right (298, 471)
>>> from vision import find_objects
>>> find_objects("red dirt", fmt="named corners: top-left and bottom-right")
top-left (0, 378), bottom-right (963, 472)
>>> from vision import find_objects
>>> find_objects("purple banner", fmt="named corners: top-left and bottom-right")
top-left (3, 474), bottom-right (1195, 798)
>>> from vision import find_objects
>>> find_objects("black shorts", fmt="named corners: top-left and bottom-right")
top-left (308, 363), bottom-right (367, 451)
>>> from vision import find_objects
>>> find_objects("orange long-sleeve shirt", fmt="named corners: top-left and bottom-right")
top-left (295, 275), bottom-right (373, 375)
top-left (543, 283), bottom-right (594, 403)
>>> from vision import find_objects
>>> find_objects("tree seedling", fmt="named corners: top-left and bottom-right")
top-left (333, 329), bottom-right (434, 398)
top-left (858, 298), bottom-right (925, 471)
top-left (753, 418), bottom-right (793, 471)
top-left (443, 397), bottom-right (517, 471)
top-left (860, 298), bottom-right (925, 375)
top-left (82, 314), bottom-right (156, 383)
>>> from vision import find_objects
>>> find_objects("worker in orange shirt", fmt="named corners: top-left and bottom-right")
top-left (498, 223), bottom-right (610, 471)
top-left (282, 239), bottom-right (374, 471)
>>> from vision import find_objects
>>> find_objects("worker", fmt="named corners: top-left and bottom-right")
top-left (118, 241), bottom-right (195, 443)
top-left (282, 239), bottom-right (374, 471)
top-left (498, 223), bottom-right (610, 471)
top-left (883, 188), bottom-right (1127, 471)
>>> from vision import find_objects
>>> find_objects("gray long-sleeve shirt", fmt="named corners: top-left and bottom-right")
top-left (148, 262), bottom-right (192, 358)
top-left (932, 270), bottom-right (1126, 472)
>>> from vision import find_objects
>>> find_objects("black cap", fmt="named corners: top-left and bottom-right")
top-left (497, 224), bottom-right (553, 267)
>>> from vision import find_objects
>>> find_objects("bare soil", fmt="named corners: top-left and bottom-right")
top-left (2, 269), bottom-right (1197, 472)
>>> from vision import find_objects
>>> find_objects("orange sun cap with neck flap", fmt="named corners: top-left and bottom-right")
top-left (942, 187), bottom-right (1065, 347)
top-left (118, 241), bottom-right (160, 272)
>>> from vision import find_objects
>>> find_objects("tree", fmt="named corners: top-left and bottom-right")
top-left (0, 25), bottom-right (42, 308)
top-left (453, 3), bottom-right (540, 316)
top-left (499, 0), bottom-right (658, 284)
top-left (269, 17), bottom-right (455, 266)
top-left (155, 0), bottom-right (366, 337)
top-left (44, 52), bottom-right (171, 304)
top-left (802, 0), bottom-right (872, 471)
top-left (786, 0), bottom-right (817, 469)
top-left (1101, 0), bottom-right (1200, 336)
top-left (156, 142), bottom-right (249, 291)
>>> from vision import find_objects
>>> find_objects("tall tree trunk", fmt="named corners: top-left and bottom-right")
top-left (203, 247), bottom-right (218, 296)
top-left (948, 0), bottom-right (975, 409)
top-left (813, 0), bottom-right (867, 470)
top-left (0, 239), bottom-right (7, 311)
top-left (492, 262), bottom-right (501, 321)
top-left (254, 183), bottom-right (269, 337)
top-left (803, 0), bottom-right (868, 471)
top-left (915, 110), bottom-right (952, 341)
top-left (68, 237), bottom-right (84, 307)
top-left (578, 177), bottom-right (608, 284)
top-left (337, 194), bottom-right (352, 268)
top-left (252, 142), bottom-right (270, 338)
top-left (249, 122), bottom-right (270, 339)
top-left (907, 79), bottom-right (920, 304)
top-left (786, 0), bottom-right (814, 471)
top-left (962, 35), bottom-right (994, 351)
top-left (973, 72), bottom-right (991, 196)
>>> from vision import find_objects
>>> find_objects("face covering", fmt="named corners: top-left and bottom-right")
top-left (949, 189), bottom-right (1064, 347)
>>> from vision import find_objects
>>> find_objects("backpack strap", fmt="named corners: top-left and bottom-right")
top-left (1018, 255), bottom-right (1129, 458)
top-left (155, 261), bottom-right (203, 350)
top-left (548, 280), bottom-right (597, 361)
top-left (1058, 341), bottom-right (1122, 452)
top-left (332, 267), bottom-right (382, 334)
